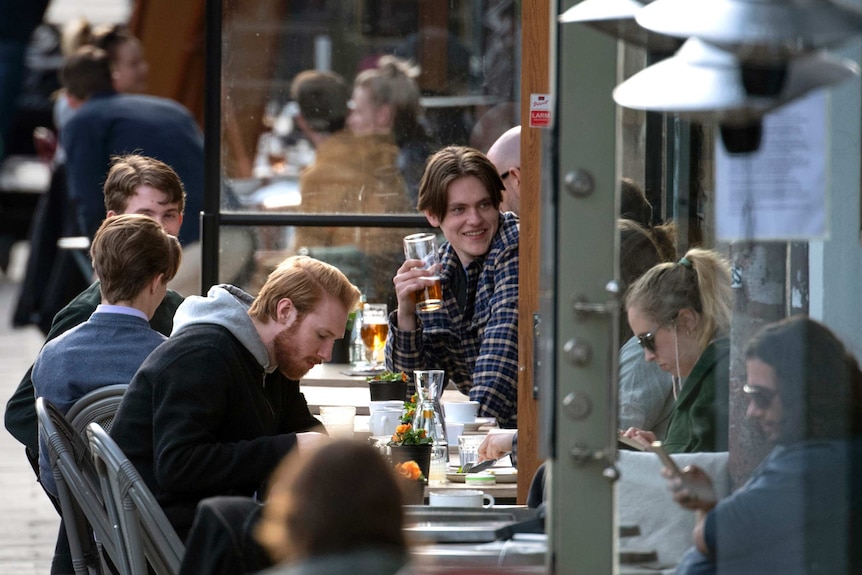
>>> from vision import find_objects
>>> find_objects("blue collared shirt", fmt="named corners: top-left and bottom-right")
top-left (93, 304), bottom-right (149, 322)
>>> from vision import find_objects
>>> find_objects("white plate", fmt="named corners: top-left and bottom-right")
top-left (446, 467), bottom-right (518, 483)
top-left (460, 417), bottom-right (496, 431)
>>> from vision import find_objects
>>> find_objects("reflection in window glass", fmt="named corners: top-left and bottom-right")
top-left (220, 225), bottom-right (440, 308)
top-left (220, 0), bottom-right (519, 216)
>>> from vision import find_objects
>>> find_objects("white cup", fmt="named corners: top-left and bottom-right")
top-left (369, 407), bottom-right (402, 437)
top-left (319, 406), bottom-right (356, 439)
top-left (429, 489), bottom-right (494, 509)
top-left (445, 401), bottom-right (480, 423)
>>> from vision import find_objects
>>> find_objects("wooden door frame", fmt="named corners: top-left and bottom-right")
top-left (516, 0), bottom-right (549, 503)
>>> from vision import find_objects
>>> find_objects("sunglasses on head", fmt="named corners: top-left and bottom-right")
top-left (636, 331), bottom-right (658, 353)
top-left (743, 384), bottom-right (777, 409)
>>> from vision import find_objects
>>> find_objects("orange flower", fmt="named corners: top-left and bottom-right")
top-left (395, 460), bottom-right (424, 481)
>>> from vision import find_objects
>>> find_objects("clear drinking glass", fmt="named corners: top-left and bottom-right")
top-left (360, 303), bottom-right (388, 367)
top-left (403, 233), bottom-right (443, 311)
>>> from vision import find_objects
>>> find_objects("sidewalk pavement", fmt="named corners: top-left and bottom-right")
top-left (0, 245), bottom-right (58, 574)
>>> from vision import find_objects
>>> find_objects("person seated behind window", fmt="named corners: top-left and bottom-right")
top-left (668, 316), bottom-right (862, 574)
top-left (290, 69), bottom-right (412, 305)
top-left (254, 440), bottom-right (409, 575)
top-left (348, 55), bottom-right (437, 205)
top-left (385, 146), bottom-right (519, 428)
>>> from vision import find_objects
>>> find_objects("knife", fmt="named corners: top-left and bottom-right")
top-left (463, 452), bottom-right (511, 474)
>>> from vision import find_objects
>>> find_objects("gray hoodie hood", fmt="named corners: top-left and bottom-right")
top-left (171, 284), bottom-right (275, 372)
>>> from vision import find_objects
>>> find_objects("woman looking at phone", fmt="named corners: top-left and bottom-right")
top-left (621, 248), bottom-right (732, 453)
top-left (667, 316), bottom-right (862, 574)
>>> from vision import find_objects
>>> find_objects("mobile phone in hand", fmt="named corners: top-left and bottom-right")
top-left (650, 441), bottom-right (682, 478)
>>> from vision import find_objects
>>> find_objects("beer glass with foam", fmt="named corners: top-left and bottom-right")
top-left (403, 232), bottom-right (442, 311)
top-left (360, 303), bottom-right (388, 366)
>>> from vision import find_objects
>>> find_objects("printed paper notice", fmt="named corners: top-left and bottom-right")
top-left (716, 91), bottom-right (828, 241)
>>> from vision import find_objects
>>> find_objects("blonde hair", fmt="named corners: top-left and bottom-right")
top-left (625, 247), bottom-right (732, 352)
top-left (248, 256), bottom-right (361, 323)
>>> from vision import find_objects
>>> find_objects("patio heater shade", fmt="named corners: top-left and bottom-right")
top-left (635, 0), bottom-right (862, 62)
top-left (558, 0), bottom-right (682, 52)
top-left (612, 37), bottom-right (860, 126)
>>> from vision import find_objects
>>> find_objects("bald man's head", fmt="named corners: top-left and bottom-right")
top-left (486, 125), bottom-right (521, 215)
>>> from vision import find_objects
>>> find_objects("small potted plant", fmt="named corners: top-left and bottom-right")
top-left (394, 460), bottom-right (427, 505)
top-left (367, 370), bottom-right (409, 401)
top-left (387, 421), bottom-right (432, 479)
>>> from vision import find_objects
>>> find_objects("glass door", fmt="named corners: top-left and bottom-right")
top-left (549, 2), bottom-right (862, 572)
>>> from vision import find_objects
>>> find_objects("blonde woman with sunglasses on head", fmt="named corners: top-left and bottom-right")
top-left (621, 248), bottom-right (732, 453)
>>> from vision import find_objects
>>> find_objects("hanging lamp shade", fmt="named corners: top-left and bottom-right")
top-left (635, 0), bottom-right (862, 62)
top-left (558, 0), bottom-right (682, 52)
top-left (612, 37), bottom-right (859, 125)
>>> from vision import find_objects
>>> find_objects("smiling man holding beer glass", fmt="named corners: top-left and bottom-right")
top-left (385, 146), bottom-right (520, 428)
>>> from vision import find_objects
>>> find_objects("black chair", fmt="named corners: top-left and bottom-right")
top-left (87, 422), bottom-right (185, 575)
top-left (66, 384), bottom-right (127, 438)
top-left (35, 397), bottom-right (126, 575)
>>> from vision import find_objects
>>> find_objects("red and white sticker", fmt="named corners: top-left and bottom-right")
top-left (529, 93), bottom-right (552, 128)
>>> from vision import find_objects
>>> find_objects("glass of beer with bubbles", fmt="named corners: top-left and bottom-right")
top-left (360, 303), bottom-right (388, 367)
top-left (403, 232), bottom-right (443, 311)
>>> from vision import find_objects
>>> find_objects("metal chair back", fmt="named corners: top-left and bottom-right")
top-left (35, 397), bottom-right (126, 575)
top-left (66, 384), bottom-right (127, 437)
top-left (87, 422), bottom-right (185, 575)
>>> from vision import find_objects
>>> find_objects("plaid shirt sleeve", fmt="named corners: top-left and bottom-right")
top-left (385, 213), bottom-right (520, 428)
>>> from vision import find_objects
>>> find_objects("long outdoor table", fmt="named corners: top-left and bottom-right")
top-left (299, 363), bottom-right (470, 416)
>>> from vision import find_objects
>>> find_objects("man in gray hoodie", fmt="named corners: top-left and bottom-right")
top-left (109, 255), bottom-right (361, 540)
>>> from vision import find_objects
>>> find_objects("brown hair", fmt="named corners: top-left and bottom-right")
top-left (291, 70), bottom-right (349, 133)
top-left (618, 219), bottom-right (665, 343)
top-left (103, 154), bottom-right (186, 215)
top-left (248, 256), bottom-right (361, 323)
top-left (417, 146), bottom-right (503, 221)
top-left (90, 214), bottom-right (181, 304)
top-left (625, 247), bottom-right (732, 352)
top-left (256, 440), bottom-right (407, 562)
top-left (60, 45), bottom-right (113, 100)
top-left (620, 177), bottom-right (653, 228)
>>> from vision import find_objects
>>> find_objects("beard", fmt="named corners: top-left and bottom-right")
top-left (273, 320), bottom-right (317, 380)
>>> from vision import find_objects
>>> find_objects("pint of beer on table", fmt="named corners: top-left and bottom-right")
top-left (403, 232), bottom-right (443, 311)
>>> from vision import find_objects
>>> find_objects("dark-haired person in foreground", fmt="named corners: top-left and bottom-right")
top-left (668, 316), bottom-right (862, 574)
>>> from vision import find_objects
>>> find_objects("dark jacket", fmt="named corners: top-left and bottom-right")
top-left (109, 285), bottom-right (321, 539)
top-left (4, 281), bottom-right (183, 459)
top-left (61, 91), bottom-right (204, 245)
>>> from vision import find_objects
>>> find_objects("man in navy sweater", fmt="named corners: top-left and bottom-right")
top-left (33, 213), bottom-right (181, 573)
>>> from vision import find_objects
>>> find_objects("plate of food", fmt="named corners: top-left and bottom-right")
top-left (446, 467), bottom-right (518, 483)
top-left (461, 417), bottom-right (496, 431)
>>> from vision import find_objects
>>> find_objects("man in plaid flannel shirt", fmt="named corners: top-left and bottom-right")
top-left (385, 146), bottom-right (519, 428)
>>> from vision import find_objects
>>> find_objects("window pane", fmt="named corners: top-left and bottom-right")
top-left (221, 224), bottom-right (438, 308)
top-left (219, 0), bottom-right (520, 216)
